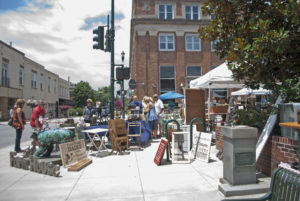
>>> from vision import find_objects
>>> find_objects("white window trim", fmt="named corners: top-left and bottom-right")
top-left (159, 66), bottom-right (176, 94)
top-left (19, 68), bottom-right (24, 86)
top-left (185, 6), bottom-right (200, 20)
top-left (159, 33), bottom-right (175, 51)
top-left (40, 74), bottom-right (44, 91)
top-left (54, 79), bottom-right (56, 94)
top-left (48, 77), bottom-right (51, 92)
top-left (211, 41), bottom-right (217, 52)
top-left (185, 34), bottom-right (201, 51)
top-left (158, 4), bottom-right (174, 20)
top-left (31, 72), bottom-right (37, 89)
top-left (186, 66), bottom-right (202, 78)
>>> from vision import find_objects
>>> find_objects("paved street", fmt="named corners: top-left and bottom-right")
top-left (0, 121), bottom-right (63, 149)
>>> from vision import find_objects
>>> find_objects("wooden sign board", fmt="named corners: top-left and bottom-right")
top-left (154, 138), bottom-right (168, 166)
top-left (59, 139), bottom-right (87, 167)
top-left (195, 132), bottom-right (212, 163)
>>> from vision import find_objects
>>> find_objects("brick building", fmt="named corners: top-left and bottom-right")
top-left (129, 0), bottom-right (223, 99)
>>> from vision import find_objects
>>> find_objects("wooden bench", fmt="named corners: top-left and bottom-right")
top-left (223, 167), bottom-right (300, 201)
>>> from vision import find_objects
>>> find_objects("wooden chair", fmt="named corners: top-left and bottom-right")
top-left (108, 119), bottom-right (128, 154)
top-left (127, 122), bottom-right (142, 149)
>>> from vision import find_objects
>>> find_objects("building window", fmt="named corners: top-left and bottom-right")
top-left (213, 88), bottom-right (228, 99)
top-left (159, 34), bottom-right (175, 51)
top-left (211, 40), bottom-right (218, 52)
top-left (185, 6), bottom-right (199, 20)
top-left (19, 68), bottom-right (24, 86)
top-left (160, 66), bottom-right (175, 94)
top-left (211, 65), bottom-right (217, 70)
top-left (158, 5), bottom-right (173, 19)
top-left (186, 66), bottom-right (201, 87)
top-left (40, 74), bottom-right (44, 91)
top-left (185, 34), bottom-right (201, 51)
top-left (186, 66), bottom-right (202, 77)
top-left (1, 62), bottom-right (9, 87)
top-left (48, 77), bottom-right (51, 93)
top-left (31, 72), bottom-right (37, 88)
top-left (54, 79), bottom-right (56, 94)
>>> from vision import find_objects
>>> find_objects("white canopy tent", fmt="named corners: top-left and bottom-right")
top-left (231, 87), bottom-right (272, 96)
top-left (189, 62), bottom-right (244, 121)
top-left (190, 63), bottom-right (244, 89)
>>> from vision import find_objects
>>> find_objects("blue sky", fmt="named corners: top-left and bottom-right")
top-left (0, 0), bottom-right (52, 12)
top-left (0, 0), bottom-right (131, 89)
top-left (0, 0), bottom-right (26, 10)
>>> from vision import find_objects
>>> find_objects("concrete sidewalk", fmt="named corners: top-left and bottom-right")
top-left (0, 138), bottom-right (266, 201)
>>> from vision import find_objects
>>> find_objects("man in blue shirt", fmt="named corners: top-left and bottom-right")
top-left (130, 95), bottom-right (143, 114)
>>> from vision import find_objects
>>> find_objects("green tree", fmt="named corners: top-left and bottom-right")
top-left (95, 86), bottom-right (111, 106)
top-left (199, 0), bottom-right (300, 101)
top-left (73, 81), bottom-right (95, 108)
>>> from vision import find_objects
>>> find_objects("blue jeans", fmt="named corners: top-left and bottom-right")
top-left (15, 129), bottom-right (22, 151)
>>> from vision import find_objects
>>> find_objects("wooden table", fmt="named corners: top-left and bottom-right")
top-left (279, 122), bottom-right (300, 170)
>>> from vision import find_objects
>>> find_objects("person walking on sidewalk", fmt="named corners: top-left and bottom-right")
top-left (30, 100), bottom-right (46, 130)
top-left (153, 94), bottom-right (164, 138)
top-left (12, 99), bottom-right (26, 152)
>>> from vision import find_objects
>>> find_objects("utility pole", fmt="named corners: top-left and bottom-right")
top-left (110, 0), bottom-right (115, 120)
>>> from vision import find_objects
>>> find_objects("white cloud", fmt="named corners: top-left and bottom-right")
top-left (0, 0), bottom-right (132, 89)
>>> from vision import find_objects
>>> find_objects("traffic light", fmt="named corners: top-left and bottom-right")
top-left (105, 29), bottom-right (111, 52)
top-left (93, 26), bottom-right (104, 50)
top-left (116, 67), bottom-right (130, 80)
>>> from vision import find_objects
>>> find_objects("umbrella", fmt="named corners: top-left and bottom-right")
top-left (158, 91), bottom-right (184, 100)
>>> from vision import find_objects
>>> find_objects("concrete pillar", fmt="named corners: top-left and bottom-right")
top-left (222, 126), bottom-right (257, 185)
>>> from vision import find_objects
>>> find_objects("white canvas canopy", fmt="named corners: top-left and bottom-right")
top-left (189, 63), bottom-right (243, 121)
top-left (190, 63), bottom-right (244, 89)
top-left (231, 87), bottom-right (272, 96)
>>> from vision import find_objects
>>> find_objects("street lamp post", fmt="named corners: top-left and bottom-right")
top-left (121, 51), bottom-right (125, 119)
top-left (109, 0), bottom-right (115, 120)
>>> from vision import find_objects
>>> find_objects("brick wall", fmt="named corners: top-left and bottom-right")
top-left (215, 125), bottom-right (223, 151)
top-left (256, 132), bottom-right (272, 176)
top-left (271, 136), bottom-right (298, 171)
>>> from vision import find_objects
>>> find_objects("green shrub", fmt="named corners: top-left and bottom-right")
top-left (69, 108), bottom-right (77, 116)
top-left (76, 107), bottom-right (83, 116)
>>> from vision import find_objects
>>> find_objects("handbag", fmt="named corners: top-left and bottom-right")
top-left (8, 118), bottom-right (13, 126)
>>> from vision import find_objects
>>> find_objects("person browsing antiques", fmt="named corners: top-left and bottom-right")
top-left (12, 99), bottom-right (26, 152)
top-left (83, 98), bottom-right (96, 123)
top-left (130, 95), bottom-right (143, 114)
top-left (30, 99), bottom-right (46, 131)
top-left (145, 97), bottom-right (158, 139)
top-left (153, 94), bottom-right (164, 138)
